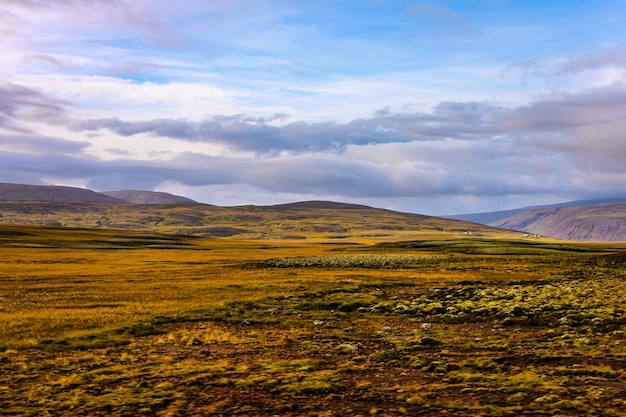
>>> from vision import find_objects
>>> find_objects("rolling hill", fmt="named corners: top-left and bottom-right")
top-left (489, 202), bottom-right (626, 242)
top-left (101, 190), bottom-right (197, 204)
top-left (0, 183), bottom-right (509, 241)
top-left (0, 182), bottom-right (127, 204)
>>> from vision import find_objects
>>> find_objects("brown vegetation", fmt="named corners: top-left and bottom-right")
top-left (1, 224), bottom-right (625, 416)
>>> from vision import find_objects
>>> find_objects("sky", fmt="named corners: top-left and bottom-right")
top-left (1, 0), bottom-right (626, 215)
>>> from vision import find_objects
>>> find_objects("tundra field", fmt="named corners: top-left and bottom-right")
top-left (1, 224), bottom-right (626, 416)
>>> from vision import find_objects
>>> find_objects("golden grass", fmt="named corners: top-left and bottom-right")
top-left (1, 224), bottom-right (626, 416)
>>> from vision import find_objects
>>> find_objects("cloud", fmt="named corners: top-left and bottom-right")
top-left (501, 87), bottom-right (626, 130)
top-left (1, 0), bottom-right (180, 46)
top-left (3, 72), bottom-right (625, 205)
top-left (71, 103), bottom-right (501, 154)
top-left (0, 150), bottom-right (237, 191)
top-left (0, 83), bottom-right (68, 132)
top-left (0, 133), bottom-right (88, 154)
top-left (62, 83), bottom-right (626, 191)
top-left (504, 44), bottom-right (626, 87)
top-left (559, 44), bottom-right (626, 74)
top-left (4, 78), bottom-right (626, 213)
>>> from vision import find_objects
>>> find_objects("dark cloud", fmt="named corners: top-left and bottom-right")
top-left (72, 105), bottom-right (498, 154)
top-left (0, 150), bottom-right (237, 192)
top-left (74, 114), bottom-right (335, 153)
top-left (0, 83), bottom-right (69, 132)
top-left (0, 134), bottom-right (89, 154)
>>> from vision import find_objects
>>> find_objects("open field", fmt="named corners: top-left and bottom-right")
top-left (1, 224), bottom-right (626, 416)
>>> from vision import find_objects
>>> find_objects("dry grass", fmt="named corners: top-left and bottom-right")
top-left (1, 225), bottom-right (626, 416)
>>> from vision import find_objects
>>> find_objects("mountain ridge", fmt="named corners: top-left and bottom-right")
top-left (448, 198), bottom-right (626, 224)
top-left (489, 202), bottom-right (626, 242)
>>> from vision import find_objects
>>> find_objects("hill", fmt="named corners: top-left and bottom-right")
top-left (271, 200), bottom-right (373, 210)
top-left (448, 198), bottom-right (626, 224)
top-left (0, 183), bottom-right (127, 204)
top-left (489, 201), bottom-right (626, 242)
top-left (0, 184), bottom-right (510, 241)
top-left (101, 190), bottom-right (197, 204)
top-left (0, 199), bottom-right (508, 241)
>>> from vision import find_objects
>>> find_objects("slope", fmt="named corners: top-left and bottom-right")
top-left (0, 199), bottom-right (509, 242)
top-left (0, 183), bottom-right (515, 242)
top-left (101, 190), bottom-right (197, 204)
top-left (490, 202), bottom-right (626, 242)
top-left (448, 198), bottom-right (626, 224)
top-left (0, 183), bottom-right (127, 204)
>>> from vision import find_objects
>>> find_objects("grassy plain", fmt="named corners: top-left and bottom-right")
top-left (1, 224), bottom-right (625, 416)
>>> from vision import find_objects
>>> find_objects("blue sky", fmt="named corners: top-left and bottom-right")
top-left (1, 0), bottom-right (626, 215)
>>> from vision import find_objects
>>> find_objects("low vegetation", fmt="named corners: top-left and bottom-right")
top-left (1, 224), bottom-right (625, 416)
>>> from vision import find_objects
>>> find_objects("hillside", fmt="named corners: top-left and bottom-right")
top-left (490, 202), bottom-right (626, 242)
top-left (449, 198), bottom-right (626, 224)
top-left (0, 183), bottom-right (127, 204)
top-left (0, 200), bottom-right (508, 241)
top-left (101, 190), bottom-right (197, 204)
top-left (0, 183), bottom-right (511, 241)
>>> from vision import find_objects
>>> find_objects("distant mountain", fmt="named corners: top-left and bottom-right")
top-left (448, 198), bottom-right (626, 224)
top-left (101, 190), bottom-right (197, 205)
top-left (489, 202), bottom-right (626, 242)
top-left (0, 183), bottom-right (127, 204)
